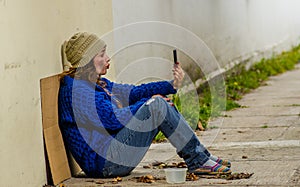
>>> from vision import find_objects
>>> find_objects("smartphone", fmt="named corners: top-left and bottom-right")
top-left (173, 49), bottom-right (178, 64)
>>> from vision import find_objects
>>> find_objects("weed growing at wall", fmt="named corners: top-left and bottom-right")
top-left (226, 44), bottom-right (300, 101)
top-left (184, 45), bottom-right (300, 129)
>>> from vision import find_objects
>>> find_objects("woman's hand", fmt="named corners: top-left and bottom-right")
top-left (151, 94), bottom-right (174, 106)
top-left (172, 62), bottom-right (185, 89)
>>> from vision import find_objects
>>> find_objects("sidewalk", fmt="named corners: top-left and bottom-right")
top-left (64, 64), bottom-right (300, 186)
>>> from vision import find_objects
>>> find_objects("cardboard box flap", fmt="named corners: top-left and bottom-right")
top-left (44, 125), bottom-right (71, 184)
top-left (40, 75), bottom-right (71, 185)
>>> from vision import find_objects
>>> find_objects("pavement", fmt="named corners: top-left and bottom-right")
top-left (63, 64), bottom-right (300, 187)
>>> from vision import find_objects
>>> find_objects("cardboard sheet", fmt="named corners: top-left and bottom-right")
top-left (40, 75), bottom-right (71, 185)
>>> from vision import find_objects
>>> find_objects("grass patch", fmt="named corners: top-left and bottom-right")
top-left (261, 125), bottom-right (268, 128)
top-left (153, 131), bottom-right (166, 143)
top-left (209, 125), bottom-right (219, 129)
top-left (273, 104), bottom-right (300, 107)
top-left (226, 45), bottom-right (300, 102)
top-left (202, 45), bottom-right (299, 126)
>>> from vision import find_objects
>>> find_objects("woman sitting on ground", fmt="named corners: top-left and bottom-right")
top-left (58, 32), bottom-right (232, 178)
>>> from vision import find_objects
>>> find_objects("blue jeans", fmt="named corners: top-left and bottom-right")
top-left (102, 97), bottom-right (210, 177)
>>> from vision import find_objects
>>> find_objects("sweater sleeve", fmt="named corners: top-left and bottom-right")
top-left (104, 78), bottom-right (177, 105)
top-left (129, 81), bottom-right (177, 103)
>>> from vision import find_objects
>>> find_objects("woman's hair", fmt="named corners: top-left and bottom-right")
top-left (59, 60), bottom-right (98, 83)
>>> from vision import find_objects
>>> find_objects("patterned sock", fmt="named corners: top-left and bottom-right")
top-left (210, 154), bottom-right (231, 167)
top-left (211, 163), bottom-right (231, 173)
top-left (202, 159), bottom-right (231, 173)
top-left (203, 159), bottom-right (217, 167)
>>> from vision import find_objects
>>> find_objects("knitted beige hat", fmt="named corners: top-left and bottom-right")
top-left (61, 32), bottom-right (106, 71)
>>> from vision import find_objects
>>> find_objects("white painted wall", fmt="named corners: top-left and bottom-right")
top-left (0, 1), bottom-right (113, 186)
top-left (112, 0), bottom-right (300, 83)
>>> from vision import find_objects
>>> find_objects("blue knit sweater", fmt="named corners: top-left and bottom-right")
top-left (58, 75), bottom-right (176, 177)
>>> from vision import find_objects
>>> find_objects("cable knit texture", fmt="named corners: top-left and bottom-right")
top-left (58, 75), bottom-right (176, 177)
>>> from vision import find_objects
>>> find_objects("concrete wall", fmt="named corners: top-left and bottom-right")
top-left (0, 1), bottom-right (113, 186)
top-left (112, 0), bottom-right (300, 83)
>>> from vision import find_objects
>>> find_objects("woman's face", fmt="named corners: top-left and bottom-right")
top-left (93, 47), bottom-right (111, 75)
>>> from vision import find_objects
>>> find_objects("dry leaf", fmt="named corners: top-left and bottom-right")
top-left (197, 120), bottom-right (205, 131)
top-left (152, 161), bottom-right (165, 166)
top-left (177, 161), bottom-right (187, 168)
top-left (95, 180), bottom-right (105, 184)
top-left (111, 178), bottom-right (118, 184)
top-left (226, 172), bottom-right (254, 180)
top-left (137, 175), bottom-right (155, 183)
top-left (186, 173), bottom-right (199, 181)
top-left (143, 164), bottom-right (151, 168)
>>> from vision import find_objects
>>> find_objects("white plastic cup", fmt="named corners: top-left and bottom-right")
top-left (164, 168), bottom-right (187, 184)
